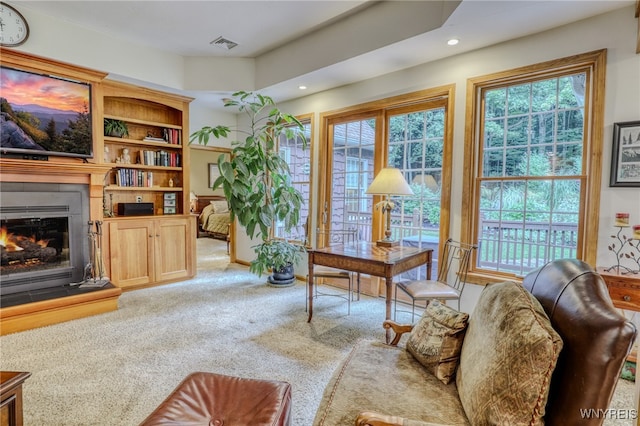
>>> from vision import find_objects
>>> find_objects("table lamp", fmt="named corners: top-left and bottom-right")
top-left (189, 191), bottom-right (198, 212)
top-left (366, 167), bottom-right (414, 247)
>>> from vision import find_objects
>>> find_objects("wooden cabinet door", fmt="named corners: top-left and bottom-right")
top-left (154, 217), bottom-right (193, 282)
top-left (109, 220), bottom-right (154, 288)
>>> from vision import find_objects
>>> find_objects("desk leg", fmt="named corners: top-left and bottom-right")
top-left (385, 276), bottom-right (393, 344)
top-left (307, 253), bottom-right (314, 322)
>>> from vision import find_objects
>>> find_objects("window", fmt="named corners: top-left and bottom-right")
top-left (462, 50), bottom-right (606, 280)
top-left (275, 115), bottom-right (312, 241)
top-left (346, 157), bottom-right (368, 212)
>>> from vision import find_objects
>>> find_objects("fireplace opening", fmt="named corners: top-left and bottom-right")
top-left (1, 217), bottom-right (70, 275)
top-left (0, 189), bottom-right (87, 298)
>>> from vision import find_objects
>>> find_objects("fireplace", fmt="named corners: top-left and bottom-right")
top-left (0, 185), bottom-right (88, 296)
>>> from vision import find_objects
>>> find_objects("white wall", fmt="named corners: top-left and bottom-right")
top-left (15, 5), bottom-right (185, 91)
top-left (187, 100), bottom-right (236, 195)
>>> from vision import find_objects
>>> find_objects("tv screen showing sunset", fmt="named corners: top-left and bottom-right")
top-left (0, 66), bottom-right (93, 158)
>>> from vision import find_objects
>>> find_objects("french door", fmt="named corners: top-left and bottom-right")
top-left (320, 93), bottom-right (451, 292)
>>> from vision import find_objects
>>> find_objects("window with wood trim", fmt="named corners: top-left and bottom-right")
top-left (275, 114), bottom-right (312, 242)
top-left (461, 50), bottom-right (606, 281)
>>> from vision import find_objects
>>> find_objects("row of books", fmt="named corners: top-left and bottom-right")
top-left (115, 169), bottom-right (155, 187)
top-left (164, 128), bottom-right (180, 144)
top-left (138, 150), bottom-right (181, 167)
top-left (141, 128), bottom-right (181, 145)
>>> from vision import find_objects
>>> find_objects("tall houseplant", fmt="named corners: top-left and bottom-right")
top-left (190, 91), bottom-right (306, 284)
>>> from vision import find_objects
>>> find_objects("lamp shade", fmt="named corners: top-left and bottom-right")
top-left (366, 167), bottom-right (414, 196)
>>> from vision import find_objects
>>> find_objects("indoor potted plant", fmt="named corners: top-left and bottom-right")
top-left (190, 91), bottom-right (307, 286)
top-left (104, 118), bottom-right (129, 138)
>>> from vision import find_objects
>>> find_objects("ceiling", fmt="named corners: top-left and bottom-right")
top-left (15, 0), bottom-right (635, 107)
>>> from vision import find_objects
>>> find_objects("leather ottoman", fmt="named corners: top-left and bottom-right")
top-left (140, 372), bottom-right (292, 426)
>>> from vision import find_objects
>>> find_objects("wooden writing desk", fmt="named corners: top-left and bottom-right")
top-left (1, 371), bottom-right (31, 426)
top-left (598, 267), bottom-right (640, 311)
top-left (597, 267), bottom-right (640, 424)
top-left (308, 241), bottom-right (433, 341)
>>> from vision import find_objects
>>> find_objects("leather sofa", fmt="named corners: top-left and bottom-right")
top-left (312, 259), bottom-right (637, 426)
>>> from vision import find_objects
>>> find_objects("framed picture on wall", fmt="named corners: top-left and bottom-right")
top-left (610, 120), bottom-right (640, 187)
top-left (208, 163), bottom-right (221, 188)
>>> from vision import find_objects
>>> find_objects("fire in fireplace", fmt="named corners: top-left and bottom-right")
top-left (0, 189), bottom-right (87, 296)
top-left (1, 219), bottom-right (69, 274)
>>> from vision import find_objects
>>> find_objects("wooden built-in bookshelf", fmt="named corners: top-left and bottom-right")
top-left (100, 81), bottom-right (196, 289)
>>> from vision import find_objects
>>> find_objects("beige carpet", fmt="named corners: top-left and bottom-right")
top-left (0, 238), bottom-right (636, 425)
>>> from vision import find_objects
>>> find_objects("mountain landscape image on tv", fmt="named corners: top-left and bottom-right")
top-left (0, 66), bottom-right (93, 159)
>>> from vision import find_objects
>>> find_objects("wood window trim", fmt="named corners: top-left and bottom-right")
top-left (460, 49), bottom-right (607, 281)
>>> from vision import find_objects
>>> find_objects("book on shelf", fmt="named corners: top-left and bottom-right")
top-left (163, 128), bottom-right (181, 145)
top-left (115, 168), bottom-right (155, 188)
top-left (138, 150), bottom-right (181, 167)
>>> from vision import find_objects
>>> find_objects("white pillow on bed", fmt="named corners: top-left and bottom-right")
top-left (210, 200), bottom-right (229, 214)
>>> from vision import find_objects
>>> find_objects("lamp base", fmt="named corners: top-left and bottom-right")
top-left (376, 239), bottom-right (399, 248)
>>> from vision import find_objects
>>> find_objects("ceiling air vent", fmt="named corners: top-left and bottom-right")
top-left (210, 36), bottom-right (238, 50)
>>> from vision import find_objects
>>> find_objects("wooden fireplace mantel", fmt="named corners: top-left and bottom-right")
top-left (0, 158), bottom-right (111, 176)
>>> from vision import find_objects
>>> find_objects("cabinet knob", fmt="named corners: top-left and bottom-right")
top-left (623, 295), bottom-right (631, 302)
top-left (149, 235), bottom-right (153, 238)
top-left (156, 234), bottom-right (160, 237)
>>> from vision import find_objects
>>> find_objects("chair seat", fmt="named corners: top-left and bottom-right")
top-left (397, 280), bottom-right (460, 300)
top-left (313, 266), bottom-right (351, 278)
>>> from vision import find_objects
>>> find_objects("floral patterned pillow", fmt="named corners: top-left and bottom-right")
top-left (406, 300), bottom-right (469, 384)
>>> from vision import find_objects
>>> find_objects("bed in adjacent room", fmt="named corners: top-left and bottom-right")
top-left (195, 195), bottom-right (230, 245)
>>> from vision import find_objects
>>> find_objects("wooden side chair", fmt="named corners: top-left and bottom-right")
top-left (306, 227), bottom-right (360, 315)
top-left (394, 238), bottom-right (477, 321)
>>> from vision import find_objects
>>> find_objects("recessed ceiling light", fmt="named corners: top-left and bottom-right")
top-left (298, 85), bottom-right (307, 90)
top-left (447, 38), bottom-right (459, 46)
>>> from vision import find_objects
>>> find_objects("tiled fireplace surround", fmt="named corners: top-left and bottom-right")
top-left (0, 159), bottom-right (122, 335)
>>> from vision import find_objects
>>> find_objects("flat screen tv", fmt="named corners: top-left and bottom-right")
top-left (0, 65), bottom-right (93, 159)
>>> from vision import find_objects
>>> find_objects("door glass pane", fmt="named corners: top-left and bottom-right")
top-left (329, 120), bottom-right (375, 241)
top-left (389, 107), bottom-right (445, 279)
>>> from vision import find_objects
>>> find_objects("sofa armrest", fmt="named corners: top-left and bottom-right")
top-left (356, 411), bottom-right (445, 426)
top-left (382, 320), bottom-right (413, 346)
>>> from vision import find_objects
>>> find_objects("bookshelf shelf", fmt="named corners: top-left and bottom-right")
top-left (104, 136), bottom-right (182, 150)
top-left (110, 164), bottom-right (182, 171)
top-left (106, 186), bottom-right (184, 192)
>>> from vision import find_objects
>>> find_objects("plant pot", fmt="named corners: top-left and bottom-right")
top-left (108, 130), bottom-right (125, 138)
top-left (267, 263), bottom-right (295, 287)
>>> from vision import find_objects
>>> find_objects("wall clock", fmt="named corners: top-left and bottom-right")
top-left (0, 2), bottom-right (29, 47)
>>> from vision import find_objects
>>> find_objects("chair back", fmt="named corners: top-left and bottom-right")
top-left (437, 239), bottom-right (477, 292)
top-left (316, 227), bottom-right (359, 248)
